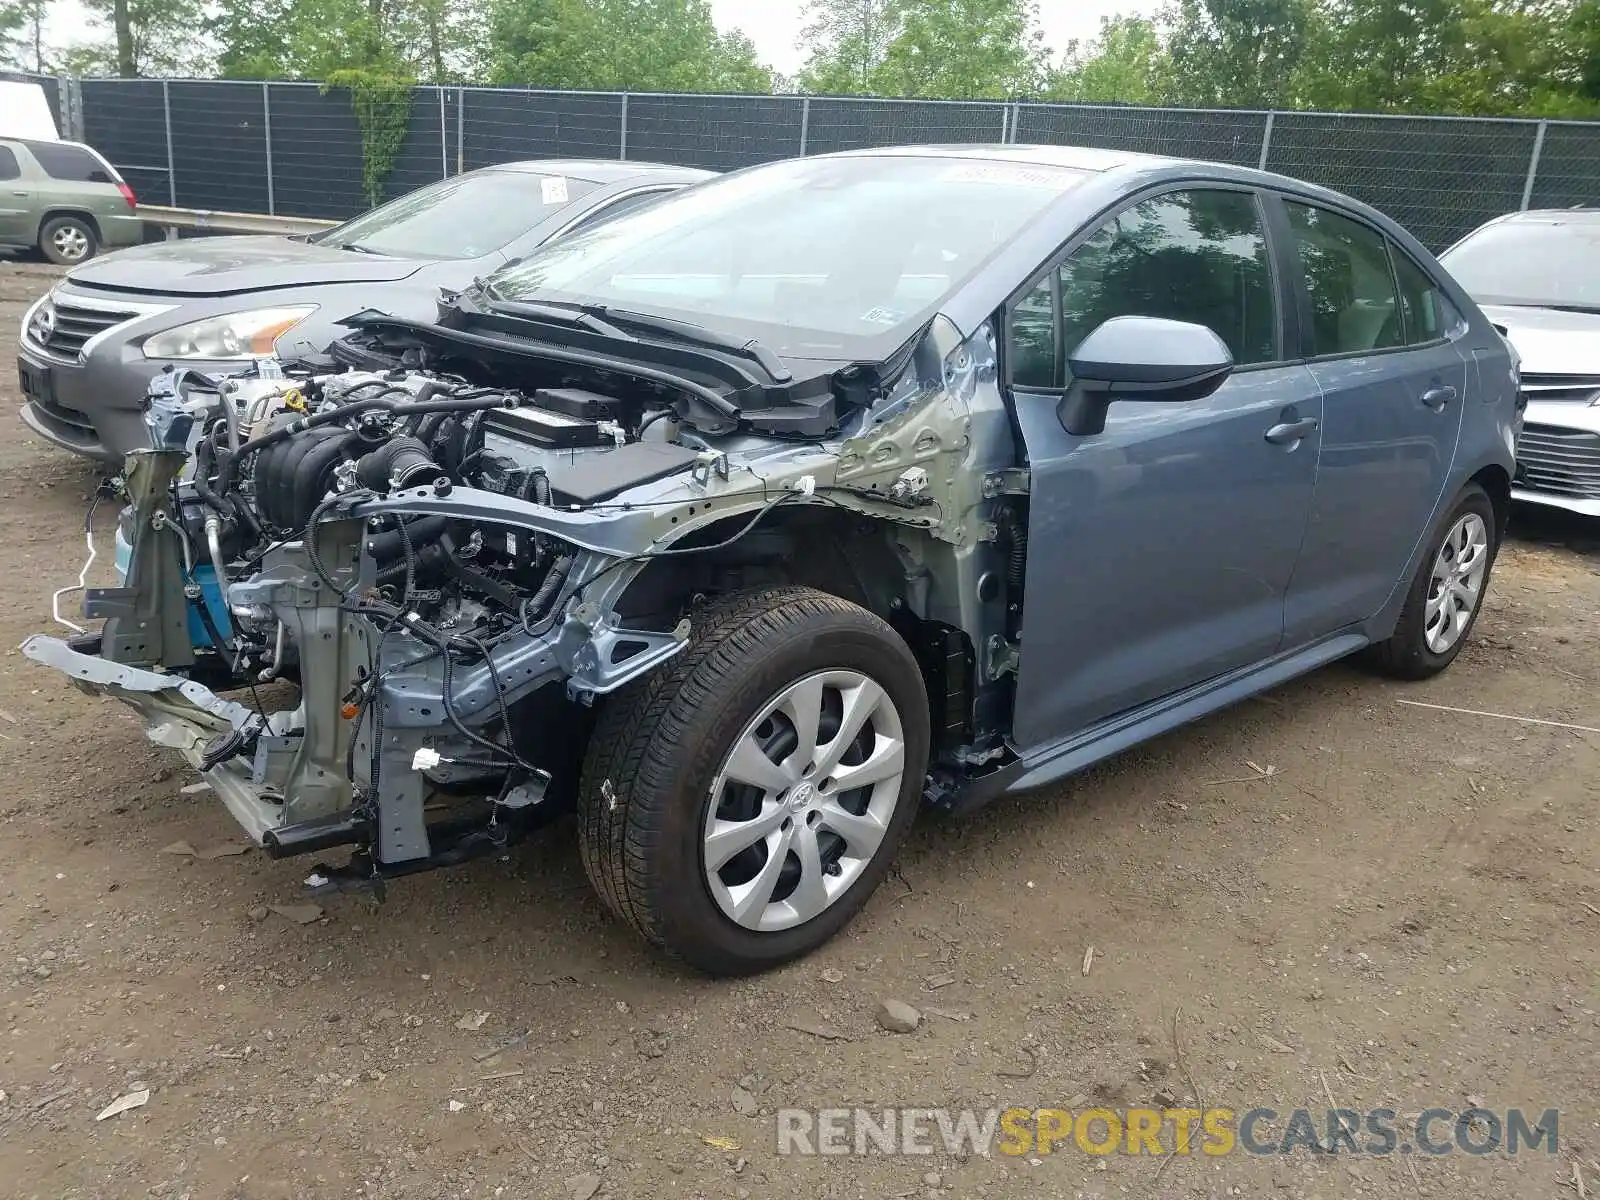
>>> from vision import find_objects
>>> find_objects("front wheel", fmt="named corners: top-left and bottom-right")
top-left (1362, 482), bottom-right (1498, 679)
top-left (578, 587), bottom-right (930, 975)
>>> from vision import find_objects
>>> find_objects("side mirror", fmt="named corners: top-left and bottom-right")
top-left (1059, 316), bottom-right (1234, 436)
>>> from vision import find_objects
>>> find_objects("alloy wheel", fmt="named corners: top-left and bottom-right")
top-left (1424, 512), bottom-right (1490, 654)
top-left (702, 669), bottom-right (906, 933)
top-left (52, 225), bottom-right (89, 261)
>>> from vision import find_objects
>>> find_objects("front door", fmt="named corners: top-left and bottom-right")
top-left (1273, 199), bottom-right (1470, 642)
top-left (1007, 187), bottom-right (1322, 749)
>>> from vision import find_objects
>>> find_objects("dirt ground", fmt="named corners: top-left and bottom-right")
top-left (0, 259), bottom-right (1597, 1200)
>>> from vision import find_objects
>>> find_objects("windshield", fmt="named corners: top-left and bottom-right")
top-left (316, 170), bottom-right (599, 261)
top-left (486, 155), bottom-right (1088, 359)
top-left (1441, 218), bottom-right (1600, 309)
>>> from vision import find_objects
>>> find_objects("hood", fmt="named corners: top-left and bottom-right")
top-left (65, 234), bottom-right (427, 298)
top-left (1480, 303), bottom-right (1600, 377)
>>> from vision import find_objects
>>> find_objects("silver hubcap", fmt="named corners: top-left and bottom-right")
top-left (52, 225), bottom-right (88, 260)
top-left (703, 669), bottom-right (906, 933)
top-left (1425, 512), bottom-right (1490, 654)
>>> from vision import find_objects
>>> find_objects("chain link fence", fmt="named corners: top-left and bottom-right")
top-left (43, 77), bottom-right (1600, 250)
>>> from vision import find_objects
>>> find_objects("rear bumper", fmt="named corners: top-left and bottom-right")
top-left (100, 213), bottom-right (146, 250)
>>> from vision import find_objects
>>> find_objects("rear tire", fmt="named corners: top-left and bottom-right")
top-left (577, 586), bottom-right (929, 975)
top-left (39, 215), bottom-right (97, 265)
top-left (1362, 483), bottom-right (1498, 680)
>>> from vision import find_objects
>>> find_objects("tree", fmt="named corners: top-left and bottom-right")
top-left (487, 0), bottom-right (771, 92)
top-left (879, 0), bottom-right (1047, 99)
top-left (1165, 0), bottom-right (1316, 108)
top-left (796, 0), bottom-right (899, 94)
top-left (70, 0), bottom-right (208, 76)
top-left (1048, 15), bottom-right (1171, 104)
top-left (0, 0), bottom-right (51, 74)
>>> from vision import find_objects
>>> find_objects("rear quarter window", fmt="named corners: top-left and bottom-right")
top-left (0, 146), bottom-right (19, 182)
top-left (26, 142), bottom-right (113, 184)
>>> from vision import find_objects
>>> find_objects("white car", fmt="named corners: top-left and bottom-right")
top-left (1441, 209), bottom-right (1600, 517)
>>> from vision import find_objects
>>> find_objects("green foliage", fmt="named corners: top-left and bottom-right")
top-left (74, 0), bottom-right (208, 75)
top-left (36, 0), bottom-right (1600, 124)
top-left (1048, 15), bottom-right (1171, 103)
top-left (485, 0), bottom-right (772, 92)
top-left (324, 67), bottom-right (415, 207)
top-left (1052, 0), bottom-right (1600, 118)
top-left (1165, 0), bottom-right (1314, 107)
top-left (797, 0), bottom-right (901, 94)
top-left (0, 0), bottom-right (49, 73)
top-left (880, 0), bottom-right (1047, 98)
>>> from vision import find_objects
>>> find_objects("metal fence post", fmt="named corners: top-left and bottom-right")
top-left (161, 79), bottom-right (176, 206)
top-left (799, 96), bottom-right (810, 156)
top-left (438, 86), bottom-right (448, 180)
top-left (999, 103), bottom-right (1009, 143)
top-left (1009, 101), bottom-right (1021, 143)
top-left (456, 86), bottom-right (465, 174)
top-left (619, 93), bottom-right (629, 160)
top-left (1257, 110), bottom-right (1276, 171)
top-left (1521, 119), bottom-right (1548, 211)
top-left (261, 82), bottom-right (275, 214)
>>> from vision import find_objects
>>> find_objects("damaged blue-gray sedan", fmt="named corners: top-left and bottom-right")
top-left (24, 145), bottom-right (1521, 974)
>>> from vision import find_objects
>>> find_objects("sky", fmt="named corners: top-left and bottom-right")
top-left (709, 0), bottom-right (1160, 76)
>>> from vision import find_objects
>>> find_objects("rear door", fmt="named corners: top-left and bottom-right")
top-left (1275, 197), bottom-right (1470, 643)
top-left (1007, 185), bottom-right (1324, 747)
top-left (0, 142), bottom-right (35, 245)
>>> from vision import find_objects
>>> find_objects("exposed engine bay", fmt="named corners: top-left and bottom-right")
top-left (22, 310), bottom-right (1023, 900)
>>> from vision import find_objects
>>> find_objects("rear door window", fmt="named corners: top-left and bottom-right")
top-left (25, 142), bottom-right (113, 183)
top-left (0, 146), bottom-right (20, 181)
top-left (1389, 244), bottom-right (1451, 345)
top-left (1284, 202), bottom-right (1403, 357)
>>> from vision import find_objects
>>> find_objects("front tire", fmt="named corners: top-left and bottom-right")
top-left (39, 215), bottom-right (97, 265)
top-left (578, 587), bottom-right (930, 975)
top-left (1363, 482), bottom-right (1498, 679)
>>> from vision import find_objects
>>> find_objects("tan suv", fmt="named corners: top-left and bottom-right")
top-left (0, 138), bottom-right (143, 264)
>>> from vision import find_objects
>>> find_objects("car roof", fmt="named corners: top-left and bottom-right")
top-left (483, 159), bottom-right (715, 185)
top-left (1488, 207), bottom-right (1600, 225)
top-left (822, 142), bottom-right (1180, 173)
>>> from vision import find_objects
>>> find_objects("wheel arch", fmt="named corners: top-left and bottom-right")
top-left (1468, 462), bottom-right (1511, 543)
top-left (607, 501), bottom-right (980, 764)
top-left (37, 207), bottom-right (102, 244)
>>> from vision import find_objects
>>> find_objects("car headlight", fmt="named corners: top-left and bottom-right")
top-left (142, 306), bottom-right (316, 361)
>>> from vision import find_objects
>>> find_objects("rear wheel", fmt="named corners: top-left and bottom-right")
top-left (577, 586), bottom-right (929, 975)
top-left (1362, 482), bottom-right (1498, 679)
top-left (39, 215), bottom-right (97, 265)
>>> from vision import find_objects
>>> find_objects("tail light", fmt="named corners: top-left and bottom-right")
top-left (116, 182), bottom-right (137, 210)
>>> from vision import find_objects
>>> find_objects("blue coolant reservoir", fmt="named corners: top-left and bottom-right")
top-left (113, 525), bottom-right (233, 648)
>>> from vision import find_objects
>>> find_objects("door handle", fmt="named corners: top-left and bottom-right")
top-left (9, 190), bottom-right (24, 197)
top-left (1264, 416), bottom-right (1319, 445)
top-left (1421, 384), bottom-right (1457, 411)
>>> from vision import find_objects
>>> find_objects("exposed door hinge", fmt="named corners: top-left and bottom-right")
top-left (985, 633), bottom-right (1020, 680)
top-left (982, 468), bottom-right (1031, 498)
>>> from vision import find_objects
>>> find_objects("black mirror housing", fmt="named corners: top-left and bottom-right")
top-left (1059, 316), bottom-right (1235, 435)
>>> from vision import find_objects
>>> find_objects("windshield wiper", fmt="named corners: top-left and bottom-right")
top-left (334, 240), bottom-right (383, 256)
top-left (485, 298), bottom-right (636, 341)
top-left (487, 298), bottom-right (792, 384)
top-left (601, 307), bottom-right (793, 383)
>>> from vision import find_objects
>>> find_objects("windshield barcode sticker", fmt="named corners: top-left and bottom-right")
top-left (541, 176), bottom-right (570, 205)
